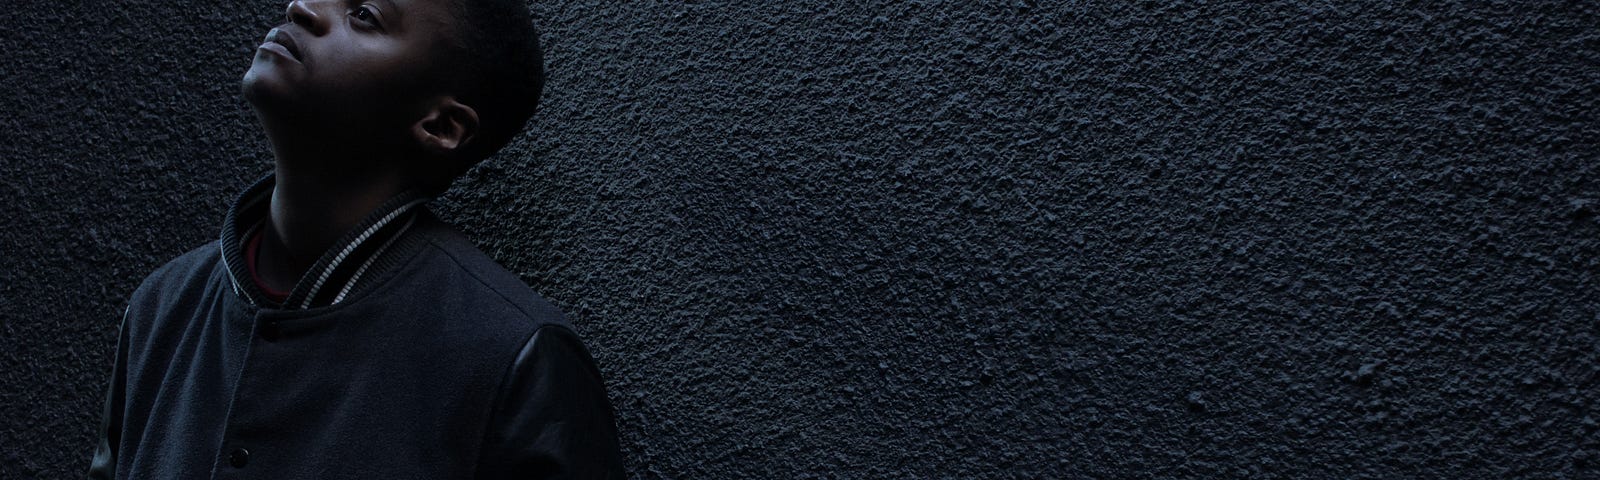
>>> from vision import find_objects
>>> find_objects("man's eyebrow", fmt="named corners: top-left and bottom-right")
top-left (379, 0), bottom-right (404, 25)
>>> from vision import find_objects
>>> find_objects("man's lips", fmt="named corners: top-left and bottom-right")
top-left (259, 28), bottom-right (302, 62)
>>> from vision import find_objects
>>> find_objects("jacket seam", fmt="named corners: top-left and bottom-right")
top-left (422, 236), bottom-right (560, 325)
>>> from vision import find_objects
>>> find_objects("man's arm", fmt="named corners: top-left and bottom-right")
top-left (87, 312), bottom-right (129, 480)
top-left (476, 325), bottom-right (626, 480)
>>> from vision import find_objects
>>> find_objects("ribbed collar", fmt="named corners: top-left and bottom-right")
top-left (219, 173), bottom-right (431, 310)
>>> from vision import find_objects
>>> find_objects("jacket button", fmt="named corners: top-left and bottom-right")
top-left (260, 321), bottom-right (279, 342)
top-left (229, 447), bottom-right (250, 468)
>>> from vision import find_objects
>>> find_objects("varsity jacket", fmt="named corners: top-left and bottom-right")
top-left (88, 174), bottom-right (625, 479)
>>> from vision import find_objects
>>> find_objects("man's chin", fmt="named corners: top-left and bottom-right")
top-left (241, 66), bottom-right (297, 112)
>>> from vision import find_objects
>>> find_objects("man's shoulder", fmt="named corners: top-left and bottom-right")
top-left (128, 240), bottom-right (225, 307)
top-left (396, 217), bottom-right (572, 333)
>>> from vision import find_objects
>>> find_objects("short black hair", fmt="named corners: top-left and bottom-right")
top-left (434, 0), bottom-right (544, 182)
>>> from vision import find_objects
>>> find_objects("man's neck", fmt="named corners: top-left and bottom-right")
top-left (253, 163), bottom-right (408, 294)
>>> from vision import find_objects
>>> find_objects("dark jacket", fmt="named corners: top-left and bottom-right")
top-left (89, 175), bottom-right (625, 479)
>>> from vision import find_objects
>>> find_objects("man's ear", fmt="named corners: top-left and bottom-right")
top-left (411, 97), bottom-right (479, 155)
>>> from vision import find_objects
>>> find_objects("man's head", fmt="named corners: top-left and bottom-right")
top-left (242, 0), bottom-right (543, 193)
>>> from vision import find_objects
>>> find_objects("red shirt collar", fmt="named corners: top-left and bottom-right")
top-left (244, 226), bottom-right (291, 304)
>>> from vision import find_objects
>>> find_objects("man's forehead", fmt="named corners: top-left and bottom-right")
top-left (389, 0), bottom-right (465, 32)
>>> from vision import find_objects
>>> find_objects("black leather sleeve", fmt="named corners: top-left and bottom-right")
top-left (87, 312), bottom-right (129, 480)
top-left (476, 325), bottom-right (626, 480)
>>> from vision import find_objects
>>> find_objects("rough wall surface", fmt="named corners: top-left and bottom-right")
top-left (3, 0), bottom-right (1597, 478)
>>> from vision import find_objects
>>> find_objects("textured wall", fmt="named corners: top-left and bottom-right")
top-left (3, 0), bottom-right (1597, 478)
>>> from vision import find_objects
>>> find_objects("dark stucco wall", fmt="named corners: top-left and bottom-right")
top-left (3, 1), bottom-right (1597, 478)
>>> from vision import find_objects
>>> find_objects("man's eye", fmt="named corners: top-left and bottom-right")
top-left (352, 5), bottom-right (377, 23)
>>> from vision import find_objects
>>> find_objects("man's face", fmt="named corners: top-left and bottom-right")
top-left (243, 0), bottom-right (457, 141)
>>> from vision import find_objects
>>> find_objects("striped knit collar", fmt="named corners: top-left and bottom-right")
top-left (220, 173), bottom-right (431, 310)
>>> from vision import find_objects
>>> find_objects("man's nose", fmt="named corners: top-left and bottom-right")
top-left (285, 0), bottom-right (328, 35)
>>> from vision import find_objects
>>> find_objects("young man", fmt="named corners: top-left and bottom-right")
top-left (88, 0), bottom-right (625, 478)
